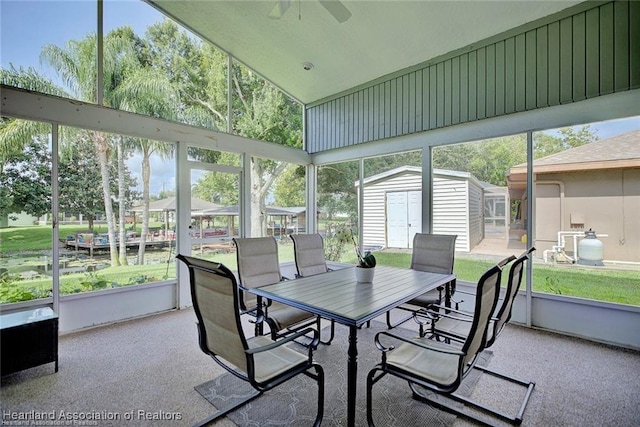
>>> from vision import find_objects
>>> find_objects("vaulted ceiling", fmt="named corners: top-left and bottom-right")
top-left (148, 0), bottom-right (582, 105)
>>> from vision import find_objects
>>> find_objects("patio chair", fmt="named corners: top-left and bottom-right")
top-left (386, 233), bottom-right (457, 334)
top-left (366, 264), bottom-right (504, 426)
top-left (417, 248), bottom-right (537, 425)
top-left (176, 254), bottom-right (325, 427)
top-left (427, 248), bottom-right (535, 347)
top-left (233, 237), bottom-right (322, 343)
top-left (290, 233), bottom-right (332, 277)
top-left (290, 233), bottom-right (336, 344)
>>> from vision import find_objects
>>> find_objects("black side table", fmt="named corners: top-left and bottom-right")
top-left (1, 307), bottom-right (59, 376)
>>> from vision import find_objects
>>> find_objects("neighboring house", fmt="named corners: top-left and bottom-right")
top-left (507, 130), bottom-right (640, 263)
top-left (357, 166), bottom-right (491, 252)
top-left (5, 212), bottom-right (40, 227)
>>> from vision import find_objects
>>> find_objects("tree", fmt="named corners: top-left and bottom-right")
top-left (0, 68), bottom-right (69, 227)
top-left (192, 152), bottom-right (240, 205)
top-left (273, 165), bottom-right (305, 207)
top-left (317, 162), bottom-right (359, 225)
top-left (433, 135), bottom-right (527, 186)
top-left (109, 27), bottom-right (180, 264)
top-left (58, 135), bottom-right (106, 230)
top-left (534, 125), bottom-right (598, 159)
top-left (0, 137), bottom-right (51, 226)
top-left (40, 33), bottom-right (135, 265)
top-left (232, 64), bottom-right (303, 235)
top-left (141, 21), bottom-right (304, 237)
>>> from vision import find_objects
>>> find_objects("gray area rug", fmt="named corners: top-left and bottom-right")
top-left (195, 321), bottom-right (492, 426)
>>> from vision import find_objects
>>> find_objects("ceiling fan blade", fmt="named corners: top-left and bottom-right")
top-left (268, 0), bottom-right (292, 19)
top-left (318, 0), bottom-right (352, 23)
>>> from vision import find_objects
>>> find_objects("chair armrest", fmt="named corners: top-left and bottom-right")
top-left (425, 304), bottom-right (474, 319)
top-left (246, 327), bottom-right (319, 355)
top-left (240, 307), bottom-right (265, 324)
top-left (374, 331), bottom-right (464, 356)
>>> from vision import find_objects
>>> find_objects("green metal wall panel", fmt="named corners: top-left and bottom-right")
top-left (468, 51), bottom-right (477, 121)
top-left (526, 30), bottom-right (537, 110)
top-left (452, 56), bottom-right (461, 124)
top-left (613, 1), bottom-right (629, 91)
top-left (477, 48), bottom-right (487, 119)
top-left (505, 37), bottom-right (516, 113)
top-left (547, 21), bottom-right (561, 106)
top-left (459, 54), bottom-right (469, 122)
top-left (429, 65), bottom-right (437, 129)
top-left (486, 44), bottom-right (496, 117)
top-left (444, 59), bottom-right (452, 126)
top-left (415, 69), bottom-right (423, 131)
top-left (515, 33), bottom-right (526, 111)
top-left (572, 12), bottom-right (587, 102)
top-left (306, 1), bottom-right (638, 153)
top-left (628, 0), bottom-right (639, 89)
top-left (436, 61), bottom-right (445, 127)
top-left (536, 27), bottom-right (549, 107)
top-left (585, 8), bottom-right (600, 99)
top-left (495, 41), bottom-right (505, 115)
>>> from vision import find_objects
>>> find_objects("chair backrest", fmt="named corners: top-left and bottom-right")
top-left (290, 233), bottom-right (329, 277)
top-left (176, 254), bottom-right (249, 375)
top-left (234, 236), bottom-right (282, 288)
top-left (461, 264), bottom-right (502, 367)
top-left (411, 233), bottom-right (457, 274)
top-left (489, 247), bottom-right (535, 346)
top-left (233, 237), bottom-right (283, 310)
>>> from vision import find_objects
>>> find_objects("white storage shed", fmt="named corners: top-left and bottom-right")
top-left (358, 166), bottom-right (485, 252)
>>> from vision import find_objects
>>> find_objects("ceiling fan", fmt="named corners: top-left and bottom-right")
top-left (269, 0), bottom-right (352, 24)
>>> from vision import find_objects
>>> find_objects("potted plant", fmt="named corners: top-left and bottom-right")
top-left (351, 232), bottom-right (376, 283)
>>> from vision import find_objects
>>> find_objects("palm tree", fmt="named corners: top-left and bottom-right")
top-left (110, 59), bottom-right (180, 265)
top-left (40, 28), bottom-right (180, 266)
top-left (39, 34), bottom-right (130, 265)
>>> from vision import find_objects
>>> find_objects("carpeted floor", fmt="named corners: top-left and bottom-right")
top-left (195, 321), bottom-right (491, 426)
top-left (2, 308), bottom-right (639, 427)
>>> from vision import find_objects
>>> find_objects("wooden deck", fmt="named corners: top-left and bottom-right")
top-left (65, 239), bottom-right (172, 256)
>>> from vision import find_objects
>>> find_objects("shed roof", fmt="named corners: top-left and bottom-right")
top-left (356, 165), bottom-right (484, 188)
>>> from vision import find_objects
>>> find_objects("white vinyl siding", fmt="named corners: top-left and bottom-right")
top-left (432, 176), bottom-right (470, 251)
top-left (468, 181), bottom-right (485, 249)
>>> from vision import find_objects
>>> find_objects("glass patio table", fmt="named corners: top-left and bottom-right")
top-left (247, 265), bottom-right (456, 427)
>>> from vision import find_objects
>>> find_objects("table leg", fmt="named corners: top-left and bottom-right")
top-left (347, 325), bottom-right (358, 427)
top-left (444, 278), bottom-right (456, 312)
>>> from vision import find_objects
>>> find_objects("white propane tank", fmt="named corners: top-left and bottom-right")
top-left (577, 229), bottom-right (604, 266)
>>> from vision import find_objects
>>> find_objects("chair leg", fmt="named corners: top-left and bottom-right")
top-left (409, 365), bottom-right (535, 426)
top-left (302, 363), bottom-right (325, 427)
top-left (320, 319), bottom-right (335, 345)
top-left (193, 388), bottom-right (262, 427)
top-left (366, 366), bottom-right (387, 427)
top-left (386, 309), bottom-right (414, 329)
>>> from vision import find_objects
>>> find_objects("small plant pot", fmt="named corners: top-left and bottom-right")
top-left (355, 266), bottom-right (375, 283)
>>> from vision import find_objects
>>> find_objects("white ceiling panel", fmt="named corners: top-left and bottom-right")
top-left (148, 0), bottom-right (583, 105)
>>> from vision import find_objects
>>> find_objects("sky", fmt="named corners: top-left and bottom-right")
top-left (2, 1), bottom-right (638, 195)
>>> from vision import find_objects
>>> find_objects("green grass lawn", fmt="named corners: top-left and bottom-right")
top-left (0, 224), bottom-right (167, 254)
top-left (373, 251), bottom-right (640, 306)
top-left (1, 227), bottom-right (639, 306)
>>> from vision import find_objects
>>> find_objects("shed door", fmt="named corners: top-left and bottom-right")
top-left (407, 191), bottom-right (422, 248)
top-left (387, 191), bottom-right (422, 248)
top-left (387, 192), bottom-right (408, 248)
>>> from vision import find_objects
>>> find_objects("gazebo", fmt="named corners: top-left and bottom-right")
top-left (130, 196), bottom-right (222, 237)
